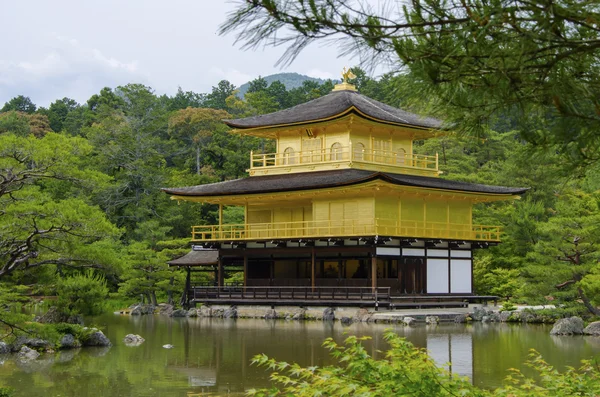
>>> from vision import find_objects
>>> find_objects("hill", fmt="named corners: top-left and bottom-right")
top-left (237, 72), bottom-right (328, 97)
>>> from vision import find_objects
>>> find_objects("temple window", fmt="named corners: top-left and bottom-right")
top-left (330, 142), bottom-right (343, 160)
top-left (283, 147), bottom-right (296, 165)
top-left (353, 143), bottom-right (365, 160)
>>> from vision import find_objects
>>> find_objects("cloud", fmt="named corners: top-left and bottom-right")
top-left (304, 68), bottom-right (337, 80)
top-left (0, 34), bottom-right (146, 107)
top-left (207, 67), bottom-right (255, 88)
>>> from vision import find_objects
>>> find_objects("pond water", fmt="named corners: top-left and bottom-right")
top-left (1, 314), bottom-right (599, 396)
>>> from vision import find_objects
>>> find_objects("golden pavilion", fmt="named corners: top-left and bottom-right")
top-left (164, 73), bottom-right (526, 307)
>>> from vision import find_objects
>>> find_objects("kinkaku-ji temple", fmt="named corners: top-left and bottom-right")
top-left (163, 69), bottom-right (527, 309)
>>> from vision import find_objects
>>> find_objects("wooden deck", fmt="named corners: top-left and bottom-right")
top-left (189, 286), bottom-right (391, 307)
top-left (187, 286), bottom-right (498, 308)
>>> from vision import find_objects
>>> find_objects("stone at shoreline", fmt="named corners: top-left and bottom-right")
top-left (550, 316), bottom-right (584, 335)
top-left (130, 304), bottom-right (155, 315)
top-left (123, 334), bottom-right (145, 346)
top-left (499, 311), bottom-right (512, 322)
top-left (323, 307), bottom-right (335, 322)
top-left (454, 314), bottom-right (470, 323)
top-left (198, 306), bottom-right (212, 317)
top-left (10, 337), bottom-right (51, 352)
top-left (82, 330), bottom-right (112, 347)
top-left (0, 342), bottom-right (10, 354)
top-left (583, 321), bottom-right (600, 336)
top-left (264, 309), bottom-right (277, 320)
top-left (60, 334), bottom-right (81, 349)
top-left (18, 346), bottom-right (40, 361)
top-left (340, 316), bottom-right (352, 326)
top-left (425, 316), bottom-right (439, 325)
top-left (472, 306), bottom-right (496, 322)
top-left (186, 308), bottom-right (198, 317)
top-left (171, 309), bottom-right (188, 317)
top-left (223, 306), bottom-right (237, 319)
top-left (353, 308), bottom-right (372, 322)
top-left (158, 304), bottom-right (174, 316)
top-left (291, 308), bottom-right (306, 320)
top-left (403, 317), bottom-right (415, 326)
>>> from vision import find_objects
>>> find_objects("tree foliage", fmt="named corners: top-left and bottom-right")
top-left (249, 330), bottom-right (600, 397)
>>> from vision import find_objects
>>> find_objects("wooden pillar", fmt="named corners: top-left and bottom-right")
top-left (371, 255), bottom-right (377, 291)
top-left (217, 257), bottom-right (223, 287)
top-left (181, 267), bottom-right (191, 308)
top-left (311, 247), bottom-right (316, 291)
top-left (218, 204), bottom-right (223, 238)
top-left (243, 254), bottom-right (248, 286)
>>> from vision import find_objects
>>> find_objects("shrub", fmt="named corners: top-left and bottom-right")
top-left (55, 271), bottom-right (109, 316)
top-left (248, 330), bottom-right (600, 396)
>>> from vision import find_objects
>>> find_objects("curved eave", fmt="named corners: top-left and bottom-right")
top-left (225, 106), bottom-right (444, 137)
top-left (163, 175), bottom-right (528, 203)
top-left (161, 172), bottom-right (380, 198)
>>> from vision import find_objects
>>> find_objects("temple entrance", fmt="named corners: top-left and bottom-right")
top-left (399, 257), bottom-right (426, 294)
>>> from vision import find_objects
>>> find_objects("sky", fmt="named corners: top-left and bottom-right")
top-left (0, 0), bottom-right (371, 108)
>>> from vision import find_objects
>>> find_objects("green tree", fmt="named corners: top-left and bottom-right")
top-left (206, 80), bottom-right (236, 110)
top-left (1, 95), bottom-right (36, 113)
top-left (525, 190), bottom-right (600, 315)
top-left (221, 0), bottom-right (600, 165)
top-left (55, 271), bottom-right (109, 316)
top-left (168, 107), bottom-right (231, 175)
top-left (0, 132), bottom-right (121, 279)
top-left (42, 97), bottom-right (80, 132)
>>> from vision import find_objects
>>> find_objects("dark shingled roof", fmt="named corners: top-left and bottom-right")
top-left (162, 169), bottom-right (528, 197)
top-left (168, 250), bottom-right (218, 266)
top-left (224, 89), bottom-right (443, 129)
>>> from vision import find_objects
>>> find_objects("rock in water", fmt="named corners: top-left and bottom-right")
top-left (60, 334), bottom-right (81, 349)
top-left (162, 344), bottom-right (174, 349)
top-left (583, 321), bottom-right (600, 336)
top-left (223, 306), bottom-right (238, 319)
top-left (171, 309), bottom-right (188, 317)
top-left (18, 346), bottom-right (40, 361)
top-left (550, 316), bottom-right (584, 335)
top-left (425, 316), bottom-right (439, 325)
top-left (0, 342), bottom-right (10, 354)
top-left (83, 330), bottom-right (112, 347)
top-left (322, 307), bottom-right (335, 322)
top-left (264, 309), bottom-right (277, 319)
top-left (340, 316), bottom-right (352, 326)
top-left (186, 308), bottom-right (198, 317)
top-left (403, 317), bottom-right (415, 326)
top-left (123, 334), bottom-right (145, 346)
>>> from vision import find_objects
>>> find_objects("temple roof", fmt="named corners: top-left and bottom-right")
top-left (224, 89), bottom-right (443, 130)
top-left (168, 249), bottom-right (218, 266)
top-left (162, 169), bottom-right (528, 197)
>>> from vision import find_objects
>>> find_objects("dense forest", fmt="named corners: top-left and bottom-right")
top-left (1, 67), bottom-right (599, 323)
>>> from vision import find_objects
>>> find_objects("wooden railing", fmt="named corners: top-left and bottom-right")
top-left (190, 286), bottom-right (391, 304)
top-left (250, 146), bottom-right (438, 172)
top-left (191, 219), bottom-right (502, 242)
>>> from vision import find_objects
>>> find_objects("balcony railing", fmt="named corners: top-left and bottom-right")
top-left (250, 146), bottom-right (438, 172)
top-left (191, 219), bottom-right (502, 242)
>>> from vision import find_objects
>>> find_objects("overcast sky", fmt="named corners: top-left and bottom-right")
top-left (0, 1), bottom-right (371, 107)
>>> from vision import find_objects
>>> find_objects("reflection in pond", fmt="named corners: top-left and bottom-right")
top-left (0, 315), bottom-right (598, 396)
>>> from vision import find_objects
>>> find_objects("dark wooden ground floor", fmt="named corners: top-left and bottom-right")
top-left (174, 240), bottom-right (492, 307)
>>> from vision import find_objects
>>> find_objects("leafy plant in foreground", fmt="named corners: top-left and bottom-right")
top-left (248, 330), bottom-right (600, 397)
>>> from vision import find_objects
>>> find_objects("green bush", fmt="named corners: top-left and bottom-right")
top-left (55, 271), bottom-right (109, 316)
top-left (248, 330), bottom-right (600, 396)
top-left (0, 387), bottom-right (13, 397)
top-left (499, 301), bottom-right (517, 312)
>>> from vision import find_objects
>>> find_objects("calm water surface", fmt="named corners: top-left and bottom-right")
top-left (1, 314), bottom-right (599, 396)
